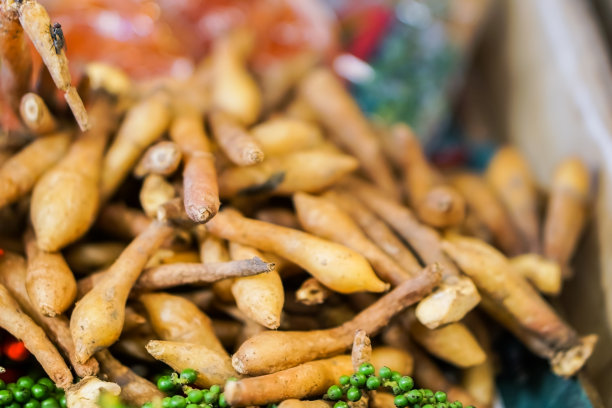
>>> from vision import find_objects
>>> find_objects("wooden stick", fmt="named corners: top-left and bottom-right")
top-left (20, 92), bottom-right (57, 134)
top-left (299, 68), bottom-right (397, 199)
top-left (170, 108), bottom-right (219, 223)
top-left (231, 265), bottom-right (440, 375)
top-left (0, 251), bottom-right (99, 378)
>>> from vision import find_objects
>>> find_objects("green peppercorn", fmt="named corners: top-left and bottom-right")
top-left (218, 393), bottom-right (228, 408)
top-left (422, 389), bottom-right (434, 399)
top-left (434, 391), bottom-right (447, 403)
top-left (142, 403), bottom-right (153, 408)
top-left (0, 381), bottom-right (5, 391)
top-left (31, 384), bottom-right (49, 401)
top-left (346, 387), bottom-right (361, 402)
top-left (6, 402), bottom-right (20, 408)
top-left (209, 385), bottom-right (220, 395)
top-left (186, 404), bottom-right (199, 408)
top-left (170, 395), bottom-right (187, 408)
top-left (379, 367), bottom-right (392, 379)
top-left (41, 397), bottom-right (60, 408)
top-left (406, 390), bottom-right (422, 404)
top-left (391, 372), bottom-right (402, 383)
top-left (339, 376), bottom-right (350, 386)
top-left (436, 403), bottom-right (449, 408)
top-left (14, 386), bottom-right (31, 403)
top-left (326, 385), bottom-right (343, 401)
top-left (0, 389), bottom-right (14, 405)
top-left (25, 400), bottom-right (42, 408)
top-left (333, 402), bottom-right (348, 408)
top-left (366, 376), bottom-right (381, 390)
top-left (449, 402), bottom-right (462, 408)
top-left (187, 390), bottom-right (204, 404)
top-left (37, 380), bottom-right (55, 394)
top-left (422, 405), bottom-right (434, 408)
top-left (162, 397), bottom-right (172, 408)
top-left (398, 376), bottom-right (414, 392)
top-left (180, 369), bottom-right (198, 385)
top-left (394, 394), bottom-right (408, 408)
top-left (349, 373), bottom-right (366, 388)
top-left (204, 391), bottom-right (218, 405)
top-left (17, 377), bottom-right (35, 390)
top-left (358, 363), bottom-right (375, 377)
top-left (157, 376), bottom-right (175, 393)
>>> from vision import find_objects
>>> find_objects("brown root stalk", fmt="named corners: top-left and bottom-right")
top-left (224, 355), bottom-right (353, 407)
top-left (231, 265), bottom-right (441, 375)
top-left (24, 228), bottom-right (77, 316)
top-left (323, 190), bottom-right (421, 275)
top-left (170, 108), bottom-right (219, 223)
top-left (15, 0), bottom-right (88, 130)
top-left (133, 141), bottom-right (182, 178)
top-left (135, 257), bottom-right (273, 290)
top-left (70, 221), bottom-right (174, 363)
top-left (295, 278), bottom-right (332, 306)
top-left (0, 251), bottom-right (98, 378)
top-left (19, 92), bottom-right (57, 134)
top-left (209, 110), bottom-right (264, 166)
top-left (299, 68), bottom-right (397, 199)
top-left (0, 1), bottom-right (32, 114)
top-left (442, 233), bottom-right (597, 376)
top-left (96, 350), bottom-right (163, 406)
top-left (0, 130), bottom-right (71, 208)
top-left (0, 281), bottom-right (72, 388)
top-left (344, 179), bottom-right (480, 328)
top-left (146, 340), bottom-right (237, 388)
top-left (543, 158), bottom-right (590, 275)
top-left (206, 208), bottom-right (388, 294)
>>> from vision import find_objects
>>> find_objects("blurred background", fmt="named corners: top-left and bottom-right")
top-left (2, 0), bottom-right (611, 406)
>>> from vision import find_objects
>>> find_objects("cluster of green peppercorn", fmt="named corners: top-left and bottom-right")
top-left (0, 376), bottom-right (66, 408)
top-left (325, 363), bottom-right (473, 408)
top-left (141, 369), bottom-right (230, 408)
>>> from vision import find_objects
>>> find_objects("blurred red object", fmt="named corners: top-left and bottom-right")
top-left (3, 340), bottom-right (29, 362)
top-left (42, 0), bottom-right (337, 78)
